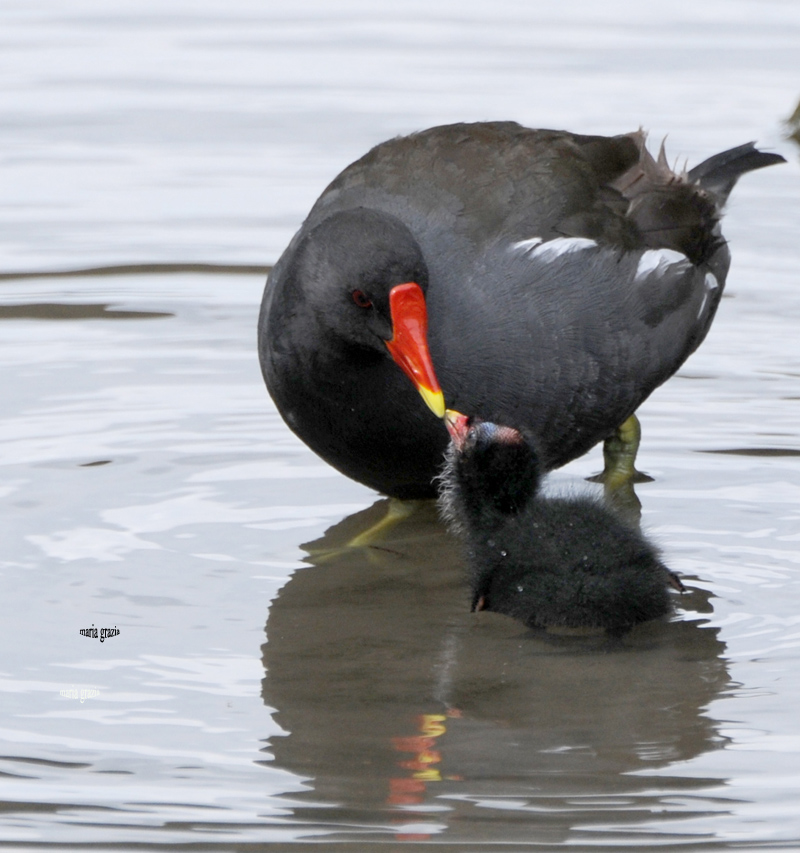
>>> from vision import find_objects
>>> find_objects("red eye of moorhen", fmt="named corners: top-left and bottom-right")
top-left (352, 290), bottom-right (372, 308)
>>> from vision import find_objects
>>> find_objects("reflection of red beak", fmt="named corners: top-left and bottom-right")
top-left (444, 409), bottom-right (469, 449)
top-left (385, 282), bottom-right (445, 418)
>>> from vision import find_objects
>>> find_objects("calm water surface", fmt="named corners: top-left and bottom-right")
top-left (1, 1), bottom-right (800, 849)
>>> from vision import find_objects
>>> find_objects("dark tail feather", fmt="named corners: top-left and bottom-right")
top-left (688, 142), bottom-right (786, 206)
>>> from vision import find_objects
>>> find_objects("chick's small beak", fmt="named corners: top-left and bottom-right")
top-left (444, 409), bottom-right (469, 447)
top-left (385, 282), bottom-right (445, 419)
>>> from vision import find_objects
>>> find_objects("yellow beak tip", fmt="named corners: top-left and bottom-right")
top-left (419, 387), bottom-right (446, 419)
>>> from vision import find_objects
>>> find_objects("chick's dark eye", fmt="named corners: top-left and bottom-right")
top-left (351, 289), bottom-right (372, 308)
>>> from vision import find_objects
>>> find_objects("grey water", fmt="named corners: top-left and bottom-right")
top-left (1, 1), bottom-right (800, 849)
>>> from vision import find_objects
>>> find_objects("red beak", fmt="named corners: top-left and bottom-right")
top-left (444, 409), bottom-right (470, 448)
top-left (385, 282), bottom-right (445, 418)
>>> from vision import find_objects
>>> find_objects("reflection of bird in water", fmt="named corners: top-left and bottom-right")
top-left (259, 121), bottom-right (784, 499)
top-left (260, 500), bottom-right (730, 843)
top-left (438, 411), bottom-right (684, 635)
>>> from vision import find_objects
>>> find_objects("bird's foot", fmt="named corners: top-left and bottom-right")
top-left (587, 414), bottom-right (654, 488)
top-left (346, 498), bottom-right (426, 548)
top-left (305, 498), bottom-right (428, 564)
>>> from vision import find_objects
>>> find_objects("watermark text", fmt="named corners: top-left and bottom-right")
top-left (60, 686), bottom-right (100, 703)
top-left (80, 624), bottom-right (120, 642)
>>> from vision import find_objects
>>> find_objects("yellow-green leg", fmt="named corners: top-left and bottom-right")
top-left (347, 498), bottom-right (425, 548)
top-left (588, 414), bottom-right (653, 489)
top-left (587, 414), bottom-right (653, 527)
top-left (304, 498), bottom-right (427, 564)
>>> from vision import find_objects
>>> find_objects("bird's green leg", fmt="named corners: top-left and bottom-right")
top-left (588, 413), bottom-right (653, 489)
top-left (346, 498), bottom-right (425, 548)
top-left (305, 498), bottom-right (428, 565)
top-left (587, 413), bottom-right (653, 527)
top-left (300, 497), bottom-right (437, 569)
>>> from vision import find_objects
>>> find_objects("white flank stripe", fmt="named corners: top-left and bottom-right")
top-left (635, 248), bottom-right (691, 280)
top-left (527, 237), bottom-right (598, 259)
top-left (510, 237), bottom-right (543, 253)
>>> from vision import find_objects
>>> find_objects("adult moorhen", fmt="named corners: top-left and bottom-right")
top-left (258, 122), bottom-right (784, 498)
top-left (438, 410), bottom-right (684, 635)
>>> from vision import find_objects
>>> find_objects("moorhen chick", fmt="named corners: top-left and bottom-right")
top-left (258, 122), bottom-right (784, 498)
top-left (438, 410), bottom-right (684, 634)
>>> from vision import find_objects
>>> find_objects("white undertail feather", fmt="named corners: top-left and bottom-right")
top-left (697, 272), bottom-right (720, 319)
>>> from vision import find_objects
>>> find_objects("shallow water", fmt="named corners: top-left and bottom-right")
top-left (2, 1), bottom-right (800, 849)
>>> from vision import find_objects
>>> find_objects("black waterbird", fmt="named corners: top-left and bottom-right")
top-left (439, 410), bottom-right (684, 635)
top-left (258, 122), bottom-right (784, 498)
